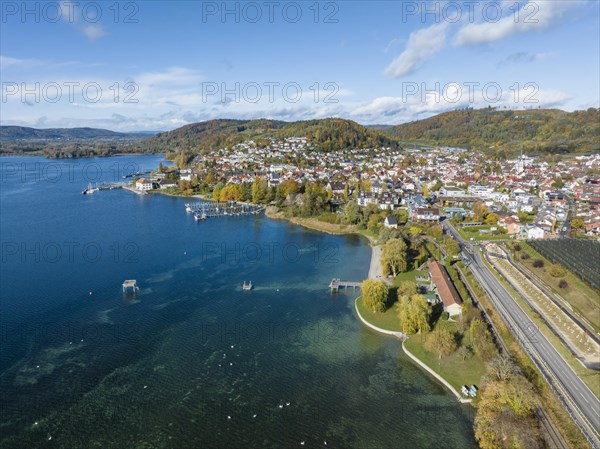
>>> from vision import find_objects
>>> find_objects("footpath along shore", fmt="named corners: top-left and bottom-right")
top-left (357, 245), bottom-right (472, 403)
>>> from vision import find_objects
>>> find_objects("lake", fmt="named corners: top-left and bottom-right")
top-left (0, 155), bottom-right (476, 448)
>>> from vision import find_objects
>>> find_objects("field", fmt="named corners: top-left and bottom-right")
top-left (528, 239), bottom-right (600, 290)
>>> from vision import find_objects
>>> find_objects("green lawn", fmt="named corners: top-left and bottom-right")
top-left (356, 296), bottom-right (403, 332)
top-left (456, 225), bottom-right (510, 242)
top-left (404, 322), bottom-right (487, 391)
top-left (393, 270), bottom-right (427, 286)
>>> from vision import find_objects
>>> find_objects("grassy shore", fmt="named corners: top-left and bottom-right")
top-left (404, 325), bottom-right (487, 392)
top-left (355, 297), bottom-right (403, 332)
top-left (265, 206), bottom-right (377, 244)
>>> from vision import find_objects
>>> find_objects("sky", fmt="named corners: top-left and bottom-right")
top-left (1, 0), bottom-right (599, 131)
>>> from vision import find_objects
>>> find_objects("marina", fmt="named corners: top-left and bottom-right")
top-left (185, 201), bottom-right (265, 220)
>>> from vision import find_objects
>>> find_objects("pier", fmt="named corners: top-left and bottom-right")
top-left (185, 201), bottom-right (265, 219)
top-left (82, 182), bottom-right (127, 194)
top-left (329, 278), bottom-right (362, 292)
top-left (122, 279), bottom-right (139, 293)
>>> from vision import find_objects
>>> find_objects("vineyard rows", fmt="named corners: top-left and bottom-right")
top-left (528, 239), bottom-right (600, 290)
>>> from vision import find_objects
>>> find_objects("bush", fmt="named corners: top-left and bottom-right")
top-left (520, 253), bottom-right (530, 260)
top-left (549, 263), bottom-right (566, 278)
top-left (441, 311), bottom-right (450, 321)
top-left (533, 259), bottom-right (544, 268)
top-left (559, 279), bottom-right (569, 289)
top-left (318, 212), bottom-right (341, 224)
top-left (513, 244), bottom-right (522, 252)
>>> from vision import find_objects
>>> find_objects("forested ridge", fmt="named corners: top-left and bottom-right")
top-left (381, 107), bottom-right (600, 155)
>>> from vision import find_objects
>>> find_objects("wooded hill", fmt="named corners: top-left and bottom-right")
top-left (3, 108), bottom-right (598, 158)
top-left (381, 108), bottom-right (600, 155)
top-left (142, 118), bottom-right (400, 154)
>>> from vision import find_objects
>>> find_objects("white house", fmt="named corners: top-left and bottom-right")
top-left (384, 216), bottom-right (398, 229)
top-left (440, 186), bottom-right (466, 197)
top-left (527, 225), bottom-right (545, 240)
top-left (136, 178), bottom-right (154, 191)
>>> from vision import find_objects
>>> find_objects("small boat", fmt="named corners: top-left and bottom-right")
top-left (82, 183), bottom-right (99, 194)
top-left (242, 281), bottom-right (252, 291)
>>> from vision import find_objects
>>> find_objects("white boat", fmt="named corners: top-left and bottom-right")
top-left (82, 183), bottom-right (99, 194)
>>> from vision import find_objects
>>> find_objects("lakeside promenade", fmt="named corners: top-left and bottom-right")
top-left (357, 245), bottom-right (472, 404)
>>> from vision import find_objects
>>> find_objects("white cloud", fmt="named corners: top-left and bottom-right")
top-left (59, 1), bottom-right (108, 41)
top-left (454, 0), bottom-right (583, 46)
top-left (82, 25), bottom-right (108, 42)
top-left (384, 23), bottom-right (448, 79)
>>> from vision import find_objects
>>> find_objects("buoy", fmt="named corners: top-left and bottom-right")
top-left (89, 291), bottom-right (92, 295)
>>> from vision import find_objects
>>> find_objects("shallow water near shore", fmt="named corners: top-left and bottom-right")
top-left (0, 156), bottom-right (476, 448)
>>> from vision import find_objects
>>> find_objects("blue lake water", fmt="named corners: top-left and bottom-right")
top-left (0, 155), bottom-right (476, 448)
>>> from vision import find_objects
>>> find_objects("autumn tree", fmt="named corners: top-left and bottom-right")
top-left (549, 263), bottom-right (566, 278)
top-left (361, 279), bottom-right (389, 313)
top-left (425, 328), bottom-right (457, 358)
top-left (473, 201), bottom-right (489, 222)
top-left (485, 213), bottom-right (499, 226)
top-left (398, 294), bottom-right (431, 334)
top-left (397, 281), bottom-right (417, 302)
top-left (380, 238), bottom-right (408, 277)
top-left (251, 177), bottom-right (269, 203)
top-left (475, 359), bottom-right (540, 449)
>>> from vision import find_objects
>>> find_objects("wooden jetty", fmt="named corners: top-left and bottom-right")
top-left (329, 278), bottom-right (362, 292)
top-left (185, 201), bottom-right (265, 219)
top-left (122, 279), bottom-right (139, 293)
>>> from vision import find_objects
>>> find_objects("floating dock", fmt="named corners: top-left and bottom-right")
top-left (185, 201), bottom-right (265, 219)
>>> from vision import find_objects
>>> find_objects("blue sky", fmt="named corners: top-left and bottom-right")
top-left (1, 0), bottom-right (599, 131)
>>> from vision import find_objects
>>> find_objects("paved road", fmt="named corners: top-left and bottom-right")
top-left (443, 221), bottom-right (600, 447)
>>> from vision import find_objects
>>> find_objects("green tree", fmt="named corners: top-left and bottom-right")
top-left (343, 201), bottom-right (361, 224)
top-left (444, 237), bottom-right (461, 257)
top-left (571, 218), bottom-right (584, 230)
top-left (380, 238), bottom-right (408, 277)
top-left (361, 279), bottom-right (389, 313)
top-left (457, 345), bottom-right (472, 361)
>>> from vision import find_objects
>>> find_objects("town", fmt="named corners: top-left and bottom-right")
top-left (134, 137), bottom-right (600, 239)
